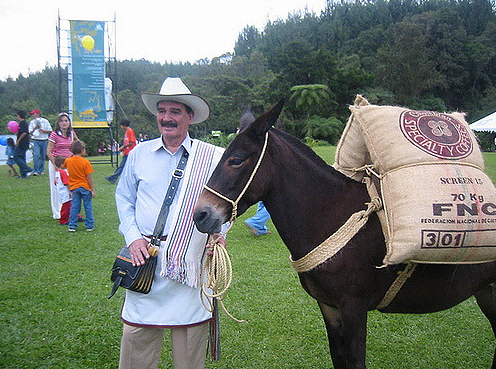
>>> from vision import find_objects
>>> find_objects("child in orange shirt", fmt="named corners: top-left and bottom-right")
top-left (65, 141), bottom-right (95, 231)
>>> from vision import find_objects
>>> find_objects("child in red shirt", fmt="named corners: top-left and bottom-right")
top-left (53, 156), bottom-right (71, 225)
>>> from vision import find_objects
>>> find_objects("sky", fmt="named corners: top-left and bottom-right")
top-left (0, 0), bottom-right (327, 81)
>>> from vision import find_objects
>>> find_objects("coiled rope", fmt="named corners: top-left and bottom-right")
top-left (201, 233), bottom-right (245, 323)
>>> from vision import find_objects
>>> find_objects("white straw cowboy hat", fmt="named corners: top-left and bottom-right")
top-left (141, 77), bottom-right (210, 124)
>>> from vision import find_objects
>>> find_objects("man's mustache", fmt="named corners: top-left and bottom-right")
top-left (160, 121), bottom-right (178, 128)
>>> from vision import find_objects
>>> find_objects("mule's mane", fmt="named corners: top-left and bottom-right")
top-left (270, 128), bottom-right (355, 183)
top-left (272, 129), bottom-right (329, 167)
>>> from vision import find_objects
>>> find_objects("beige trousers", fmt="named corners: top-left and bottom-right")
top-left (119, 322), bottom-right (209, 369)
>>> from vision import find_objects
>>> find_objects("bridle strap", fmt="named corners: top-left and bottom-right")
top-left (204, 131), bottom-right (269, 230)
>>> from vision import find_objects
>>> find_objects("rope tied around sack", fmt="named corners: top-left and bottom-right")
top-left (290, 197), bottom-right (382, 272)
top-left (376, 262), bottom-right (417, 310)
top-left (352, 164), bottom-right (383, 180)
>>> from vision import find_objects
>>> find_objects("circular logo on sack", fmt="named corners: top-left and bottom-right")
top-left (399, 110), bottom-right (473, 159)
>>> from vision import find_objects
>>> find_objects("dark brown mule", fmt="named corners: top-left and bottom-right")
top-left (193, 100), bottom-right (496, 368)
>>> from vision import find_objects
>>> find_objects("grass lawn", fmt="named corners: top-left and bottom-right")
top-left (0, 149), bottom-right (495, 368)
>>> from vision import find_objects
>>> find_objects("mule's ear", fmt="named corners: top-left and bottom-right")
top-left (238, 108), bottom-right (256, 133)
top-left (249, 99), bottom-right (284, 138)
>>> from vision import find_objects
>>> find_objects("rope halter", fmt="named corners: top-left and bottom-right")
top-left (200, 132), bottom-right (269, 323)
top-left (204, 131), bottom-right (269, 230)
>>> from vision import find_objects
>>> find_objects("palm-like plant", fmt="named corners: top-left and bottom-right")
top-left (290, 84), bottom-right (332, 138)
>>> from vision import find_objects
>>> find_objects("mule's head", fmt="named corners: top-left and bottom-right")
top-left (193, 100), bottom-right (284, 234)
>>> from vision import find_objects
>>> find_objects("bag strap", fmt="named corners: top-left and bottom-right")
top-left (149, 148), bottom-right (189, 247)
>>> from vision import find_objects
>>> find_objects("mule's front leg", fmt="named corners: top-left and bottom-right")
top-left (341, 301), bottom-right (368, 369)
top-left (318, 302), bottom-right (347, 368)
top-left (319, 300), bottom-right (368, 368)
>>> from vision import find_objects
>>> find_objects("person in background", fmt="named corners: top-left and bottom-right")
top-left (115, 77), bottom-right (226, 369)
top-left (245, 201), bottom-right (272, 236)
top-left (65, 140), bottom-right (95, 232)
top-left (47, 113), bottom-right (79, 219)
top-left (13, 110), bottom-right (34, 178)
top-left (106, 120), bottom-right (136, 184)
top-left (53, 156), bottom-right (71, 225)
top-left (29, 109), bottom-right (52, 176)
top-left (98, 142), bottom-right (107, 155)
top-left (6, 137), bottom-right (18, 177)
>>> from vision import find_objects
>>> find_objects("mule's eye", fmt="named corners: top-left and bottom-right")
top-left (228, 157), bottom-right (244, 167)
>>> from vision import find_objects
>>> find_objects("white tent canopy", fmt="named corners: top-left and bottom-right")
top-left (469, 111), bottom-right (496, 132)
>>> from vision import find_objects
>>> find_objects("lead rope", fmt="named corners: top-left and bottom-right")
top-left (201, 132), bottom-right (270, 322)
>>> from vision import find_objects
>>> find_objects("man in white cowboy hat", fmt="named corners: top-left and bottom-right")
top-left (115, 77), bottom-right (226, 369)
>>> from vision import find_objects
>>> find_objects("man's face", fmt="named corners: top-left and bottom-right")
top-left (156, 101), bottom-right (193, 142)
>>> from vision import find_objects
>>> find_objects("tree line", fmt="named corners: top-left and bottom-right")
top-left (1, 0), bottom-right (495, 153)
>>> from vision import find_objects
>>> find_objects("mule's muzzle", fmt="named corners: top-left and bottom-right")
top-left (193, 206), bottom-right (222, 234)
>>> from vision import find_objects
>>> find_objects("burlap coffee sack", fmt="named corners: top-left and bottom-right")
top-left (333, 95), bottom-right (370, 181)
top-left (349, 104), bottom-right (484, 174)
top-left (333, 96), bottom-right (494, 264)
top-left (381, 163), bottom-right (496, 264)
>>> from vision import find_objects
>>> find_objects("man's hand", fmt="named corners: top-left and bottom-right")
top-left (128, 238), bottom-right (150, 266)
top-left (206, 233), bottom-right (226, 256)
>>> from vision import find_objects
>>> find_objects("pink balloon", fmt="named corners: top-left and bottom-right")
top-left (7, 121), bottom-right (19, 133)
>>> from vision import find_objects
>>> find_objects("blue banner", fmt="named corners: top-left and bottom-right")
top-left (70, 20), bottom-right (108, 127)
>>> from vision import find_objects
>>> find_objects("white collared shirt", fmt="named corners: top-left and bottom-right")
top-left (29, 117), bottom-right (52, 140)
top-left (116, 134), bottom-right (226, 326)
top-left (116, 134), bottom-right (192, 246)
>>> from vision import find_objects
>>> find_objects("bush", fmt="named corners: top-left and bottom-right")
top-left (304, 115), bottom-right (344, 145)
top-left (200, 132), bottom-right (235, 148)
top-left (474, 131), bottom-right (496, 152)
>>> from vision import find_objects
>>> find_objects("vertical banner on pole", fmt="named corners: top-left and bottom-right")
top-left (69, 20), bottom-right (108, 127)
